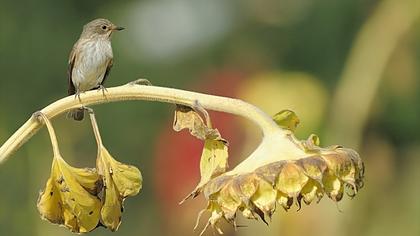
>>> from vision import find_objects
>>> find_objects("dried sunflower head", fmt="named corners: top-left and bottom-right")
top-left (186, 110), bottom-right (364, 235)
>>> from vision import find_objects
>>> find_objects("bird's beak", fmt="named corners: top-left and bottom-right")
top-left (113, 26), bottom-right (125, 31)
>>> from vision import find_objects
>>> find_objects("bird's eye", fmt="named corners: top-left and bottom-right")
top-left (102, 25), bottom-right (107, 30)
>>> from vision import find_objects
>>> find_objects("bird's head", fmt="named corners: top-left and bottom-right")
top-left (81, 18), bottom-right (124, 39)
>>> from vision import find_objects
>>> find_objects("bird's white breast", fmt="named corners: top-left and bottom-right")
top-left (72, 39), bottom-right (113, 92)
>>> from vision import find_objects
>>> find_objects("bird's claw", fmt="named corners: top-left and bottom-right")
top-left (97, 85), bottom-right (108, 97)
top-left (74, 92), bottom-right (82, 102)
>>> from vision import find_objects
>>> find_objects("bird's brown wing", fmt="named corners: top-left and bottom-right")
top-left (101, 58), bottom-right (113, 86)
top-left (67, 45), bottom-right (77, 95)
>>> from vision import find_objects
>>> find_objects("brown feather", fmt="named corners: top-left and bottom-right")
top-left (67, 44), bottom-right (77, 95)
top-left (67, 42), bottom-right (84, 121)
top-left (101, 58), bottom-right (113, 86)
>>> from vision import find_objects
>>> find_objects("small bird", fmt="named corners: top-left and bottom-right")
top-left (67, 18), bottom-right (124, 121)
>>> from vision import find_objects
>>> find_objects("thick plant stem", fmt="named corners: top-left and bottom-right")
top-left (0, 82), bottom-right (280, 164)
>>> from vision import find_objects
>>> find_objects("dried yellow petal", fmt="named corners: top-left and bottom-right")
top-left (276, 162), bottom-right (309, 196)
top-left (217, 184), bottom-right (241, 220)
top-left (298, 179), bottom-right (323, 205)
top-left (250, 180), bottom-right (277, 219)
top-left (276, 191), bottom-right (292, 210)
top-left (323, 171), bottom-right (344, 201)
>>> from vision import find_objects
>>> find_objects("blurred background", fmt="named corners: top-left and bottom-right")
top-left (0, 0), bottom-right (419, 235)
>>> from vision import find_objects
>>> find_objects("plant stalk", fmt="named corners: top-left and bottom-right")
top-left (0, 82), bottom-right (281, 164)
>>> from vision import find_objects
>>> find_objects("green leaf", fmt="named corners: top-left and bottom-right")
top-left (272, 110), bottom-right (300, 132)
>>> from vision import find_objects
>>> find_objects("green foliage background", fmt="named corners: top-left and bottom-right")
top-left (0, 0), bottom-right (419, 235)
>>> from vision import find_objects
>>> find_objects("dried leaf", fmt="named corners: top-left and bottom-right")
top-left (181, 139), bottom-right (228, 203)
top-left (173, 105), bottom-right (222, 140)
top-left (37, 155), bottom-right (102, 233)
top-left (86, 111), bottom-right (143, 231)
top-left (96, 146), bottom-right (142, 231)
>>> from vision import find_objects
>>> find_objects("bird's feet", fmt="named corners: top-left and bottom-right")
top-left (128, 78), bottom-right (152, 86)
top-left (74, 91), bottom-right (82, 102)
top-left (97, 84), bottom-right (108, 97)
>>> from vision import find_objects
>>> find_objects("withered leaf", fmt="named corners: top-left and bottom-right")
top-left (173, 104), bottom-right (222, 140)
top-left (96, 146), bottom-right (142, 231)
top-left (181, 139), bottom-right (228, 203)
top-left (37, 155), bottom-right (102, 233)
top-left (87, 110), bottom-right (143, 232)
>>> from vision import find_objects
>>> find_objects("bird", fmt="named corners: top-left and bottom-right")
top-left (67, 18), bottom-right (124, 121)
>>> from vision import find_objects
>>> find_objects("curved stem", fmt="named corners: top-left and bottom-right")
top-left (0, 82), bottom-right (280, 164)
top-left (34, 112), bottom-right (60, 157)
top-left (88, 110), bottom-right (103, 149)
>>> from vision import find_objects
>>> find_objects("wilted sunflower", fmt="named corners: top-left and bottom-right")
top-left (179, 109), bottom-right (364, 235)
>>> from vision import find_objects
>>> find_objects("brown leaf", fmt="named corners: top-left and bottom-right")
top-left (173, 105), bottom-right (222, 140)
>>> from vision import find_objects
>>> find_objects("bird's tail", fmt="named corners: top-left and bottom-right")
top-left (67, 108), bottom-right (85, 121)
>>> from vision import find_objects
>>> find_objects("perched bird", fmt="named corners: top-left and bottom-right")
top-left (67, 18), bottom-right (124, 121)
